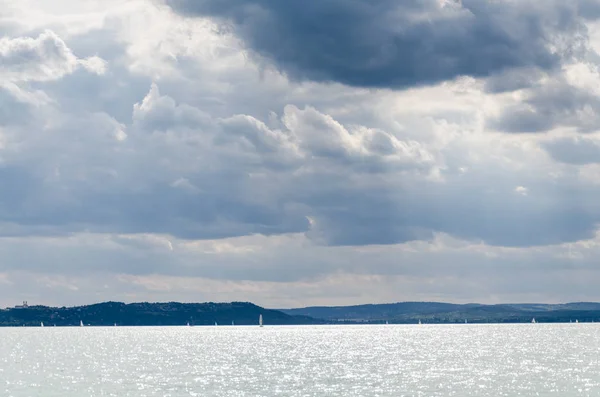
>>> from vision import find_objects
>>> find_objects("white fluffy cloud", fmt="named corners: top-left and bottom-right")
top-left (0, 30), bottom-right (105, 82)
top-left (1, 0), bottom-right (600, 307)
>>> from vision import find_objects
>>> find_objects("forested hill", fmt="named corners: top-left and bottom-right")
top-left (5, 301), bottom-right (600, 326)
top-left (279, 302), bottom-right (600, 323)
top-left (0, 301), bottom-right (324, 327)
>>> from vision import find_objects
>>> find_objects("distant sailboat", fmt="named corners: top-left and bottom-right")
top-left (576, 319), bottom-right (579, 323)
top-left (40, 322), bottom-right (44, 327)
top-left (80, 320), bottom-right (84, 327)
top-left (232, 321), bottom-right (235, 326)
top-left (259, 314), bottom-right (263, 327)
top-left (418, 320), bottom-right (422, 325)
top-left (215, 321), bottom-right (218, 326)
top-left (531, 318), bottom-right (536, 323)
top-left (385, 320), bottom-right (389, 325)
top-left (465, 319), bottom-right (467, 324)
top-left (187, 322), bottom-right (190, 327)
top-left (114, 323), bottom-right (117, 327)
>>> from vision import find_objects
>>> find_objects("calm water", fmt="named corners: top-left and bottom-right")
top-left (1, 324), bottom-right (600, 396)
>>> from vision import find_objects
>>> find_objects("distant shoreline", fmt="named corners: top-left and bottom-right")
top-left (2, 300), bottom-right (600, 327)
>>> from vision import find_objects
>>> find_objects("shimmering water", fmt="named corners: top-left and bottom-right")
top-left (1, 324), bottom-right (600, 396)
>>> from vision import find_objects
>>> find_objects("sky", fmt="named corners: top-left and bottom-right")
top-left (2, 0), bottom-right (600, 308)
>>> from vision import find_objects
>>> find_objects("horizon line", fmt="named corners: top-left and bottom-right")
top-left (6, 300), bottom-right (600, 310)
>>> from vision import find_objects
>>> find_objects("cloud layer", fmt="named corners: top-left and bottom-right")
top-left (167, 0), bottom-right (595, 89)
top-left (1, 0), bottom-right (600, 307)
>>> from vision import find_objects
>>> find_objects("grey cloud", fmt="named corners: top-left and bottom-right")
top-left (489, 77), bottom-right (600, 133)
top-left (2, 77), bottom-right (598, 249)
top-left (29, 28), bottom-right (151, 124)
top-left (3, 231), bottom-right (600, 307)
top-left (0, 86), bottom-right (32, 125)
top-left (483, 67), bottom-right (546, 94)
top-left (2, 19), bottom-right (599, 256)
top-left (166, 0), bottom-right (592, 89)
top-left (297, 170), bottom-right (599, 248)
top-left (543, 136), bottom-right (600, 165)
top-left (6, 1), bottom-right (600, 306)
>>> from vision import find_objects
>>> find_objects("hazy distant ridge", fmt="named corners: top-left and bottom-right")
top-left (279, 302), bottom-right (600, 323)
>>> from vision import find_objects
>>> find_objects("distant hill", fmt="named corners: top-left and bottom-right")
top-left (279, 302), bottom-right (600, 324)
top-left (4, 301), bottom-right (600, 326)
top-left (0, 301), bottom-right (325, 327)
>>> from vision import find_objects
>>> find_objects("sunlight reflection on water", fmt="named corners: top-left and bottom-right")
top-left (1, 324), bottom-right (599, 396)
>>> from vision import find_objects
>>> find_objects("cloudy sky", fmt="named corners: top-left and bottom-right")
top-left (2, 0), bottom-right (600, 308)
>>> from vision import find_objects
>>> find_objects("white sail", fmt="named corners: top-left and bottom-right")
top-left (259, 314), bottom-right (263, 327)
top-left (418, 320), bottom-right (421, 325)
top-left (187, 322), bottom-right (190, 327)
top-left (532, 318), bottom-right (536, 323)
top-left (215, 322), bottom-right (218, 326)
top-left (40, 322), bottom-right (44, 327)
top-left (80, 320), bottom-right (84, 327)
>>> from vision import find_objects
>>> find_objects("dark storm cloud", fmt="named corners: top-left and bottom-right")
top-left (166, 0), bottom-right (592, 89)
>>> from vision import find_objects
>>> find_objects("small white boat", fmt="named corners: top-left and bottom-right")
top-left (215, 321), bottom-right (218, 326)
top-left (259, 314), bottom-right (263, 327)
top-left (80, 320), bottom-right (84, 327)
top-left (532, 318), bottom-right (536, 323)
top-left (385, 320), bottom-right (389, 325)
top-left (186, 322), bottom-right (190, 327)
top-left (40, 322), bottom-right (44, 327)
top-left (418, 320), bottom-right (422, 325)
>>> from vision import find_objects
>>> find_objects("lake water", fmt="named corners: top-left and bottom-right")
top-left (1, 324), bottom-right (599, 396)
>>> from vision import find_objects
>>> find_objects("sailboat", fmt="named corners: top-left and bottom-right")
top-left (80, 320), bottom-right (84, 327)
top-left (385, 320), bottom-right (389, 325)
top-left (232, 321), bottom-right (235, 326)
top-left (465, 319), bottom-right (467, 324)
top-left (418, 319), bottom-right (421, 325)
top-left (215, 321), bottom-right (218, 326)
top-left (531, 318), bottom-right (536, 323)
top-left (186, 322), bottom-right (190, 327)
top-left (40, 322), bottom-right (44, 327)
top-left (259, 314), bottom-right (263, 327)
top-left (576, 319), bottom-right (579, 323)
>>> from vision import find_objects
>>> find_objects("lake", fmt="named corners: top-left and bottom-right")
top-left (1, 324), bottom-right (599, 396)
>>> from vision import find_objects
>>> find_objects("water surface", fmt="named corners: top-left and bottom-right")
top-left (1, 324), bottom-right (599, 396)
